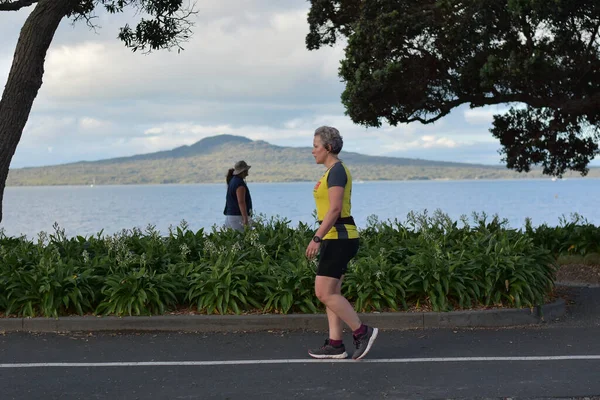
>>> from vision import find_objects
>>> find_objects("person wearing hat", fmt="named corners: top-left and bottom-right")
top-left (223, 160), bottom-right (253, 231)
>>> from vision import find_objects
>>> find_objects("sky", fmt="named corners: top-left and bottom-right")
top-left (2, 0), bottom-right (595, 169)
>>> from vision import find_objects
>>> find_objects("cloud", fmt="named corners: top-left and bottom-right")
top-left (463, 104), bottom-right (528, 125)
top-left (144, 127), bottom-right (163, 136)
top-left (0, 55), bottom-right (11, 86)
top-left (79, 117), bottom-right (111, 130)
top-left (464, 109), bottom-right (499, 125)
top-left (422, 136), bottom-right (458, 148)
top-left (21, 117), bottom-right (76, 144)
top-left (194, 1), bottom-right (303, 22)
top-left (383, 141), bottom-right (505, 165)
top-left (37, 7), bottom-right (343, 106)
top-left (380, 135), bottom-right (461, 152)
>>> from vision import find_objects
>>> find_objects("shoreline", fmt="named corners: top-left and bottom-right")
top-left (6, 176), bottom-right (600, 188)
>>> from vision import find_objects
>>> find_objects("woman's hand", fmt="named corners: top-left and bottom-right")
top-left (305, 240), bottom-right (320, 259)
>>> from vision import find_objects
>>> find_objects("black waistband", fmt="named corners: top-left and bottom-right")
top-left (319, 216), bottom-right (356, 226)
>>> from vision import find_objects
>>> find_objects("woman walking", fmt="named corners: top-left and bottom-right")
top-left (306, 126), bottom-right (378, 360)
top-left (223, 160), bottom-right (253, 231)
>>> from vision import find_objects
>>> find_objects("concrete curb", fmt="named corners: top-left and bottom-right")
top-left (0, 299), bottom-right (566, 333)
top-left (556, 281), bottom-right (600, 288)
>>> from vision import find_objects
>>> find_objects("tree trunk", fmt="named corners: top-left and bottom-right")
top-left (0, 0), bottom-right (75, 223)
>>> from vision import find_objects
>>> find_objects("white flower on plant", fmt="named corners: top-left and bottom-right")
top-left (245, 231), bottom-right (268, 257)
top-left (180, 243), bottom-right (191, 259)
top-left (37, 231), bottom-right (48, 247)
top-left (82, 250), bottom-right (90, 264)
top-left (248, 231), bottom-right (260, 246)
top-left (231, 242), bottom-right (242, 252)
top-left (203, 240), bottom-right (218, 256)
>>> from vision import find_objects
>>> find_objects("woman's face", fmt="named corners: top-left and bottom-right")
top-left (312, 135), bottom-right (328, 164)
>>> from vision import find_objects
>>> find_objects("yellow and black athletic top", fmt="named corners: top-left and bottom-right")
top-left (313, 162), bottom-right (359, 240)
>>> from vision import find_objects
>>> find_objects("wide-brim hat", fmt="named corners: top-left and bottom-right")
top-left (233, 160), bottom-right (251, 175)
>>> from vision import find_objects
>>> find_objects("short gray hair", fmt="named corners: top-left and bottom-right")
top-left (314, 126), bottom-right (343, 154)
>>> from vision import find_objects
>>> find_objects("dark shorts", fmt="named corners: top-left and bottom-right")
top-left (317, 238), bottom-right (360, 279)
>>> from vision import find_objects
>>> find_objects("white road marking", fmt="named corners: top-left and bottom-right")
top-left (1, 355), bottom-right (600, 368)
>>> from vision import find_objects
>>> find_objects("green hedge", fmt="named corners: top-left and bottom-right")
top-left (524, 213), bottom-right (600, 256)
top-left (0, 211), bottom-right (575, 317)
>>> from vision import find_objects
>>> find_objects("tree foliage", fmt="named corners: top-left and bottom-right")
top-left (306, 0), bottom-right (600, 176)
top-left (0, 0), bottom-right (196, 52)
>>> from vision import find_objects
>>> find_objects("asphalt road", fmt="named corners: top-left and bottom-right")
top-left (0, 287), bottom-right (599, 400)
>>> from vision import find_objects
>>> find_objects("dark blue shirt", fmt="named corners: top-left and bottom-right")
top-left (224, 176), bottom-right (253, 216)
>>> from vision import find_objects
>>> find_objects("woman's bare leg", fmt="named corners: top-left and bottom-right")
top-left (315, 275), bottom-right (361, 333)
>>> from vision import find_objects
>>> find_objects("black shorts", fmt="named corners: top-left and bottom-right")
top-left (317, 238), bottom-right (360, 279)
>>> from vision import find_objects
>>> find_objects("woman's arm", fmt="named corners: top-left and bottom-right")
top-left (236, 186), bottom-right (249, 225)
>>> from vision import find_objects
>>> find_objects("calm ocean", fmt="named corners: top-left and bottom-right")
top-left (2, 179), bottom-right (599, 238)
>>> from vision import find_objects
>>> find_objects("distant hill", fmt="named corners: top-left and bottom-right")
top-left (6, 135), bottom-right (600, 186)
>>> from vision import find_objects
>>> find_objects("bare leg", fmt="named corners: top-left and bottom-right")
top-left (326, 276), bottom-right (345, 340)
top-left (315, 275), bottom-right (361, 333)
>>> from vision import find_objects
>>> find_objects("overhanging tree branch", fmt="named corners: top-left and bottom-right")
top-left (587, 21), bottom-right (600, 53)
top-left (401, 92), bottom-right (600, 125)
top-left (0, 0), bottom-right (38, 11)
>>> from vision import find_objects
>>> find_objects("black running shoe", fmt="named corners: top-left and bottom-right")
top-left (352, 326), bottom-right (378, 360)
top-left (308, 339), bottom-right (348, 359)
